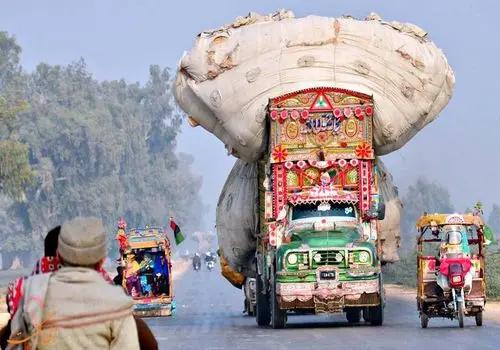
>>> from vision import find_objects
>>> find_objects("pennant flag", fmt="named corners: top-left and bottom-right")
top-left (483, 225), bottom-right (496, 246)
top-left (170, 217), bottom-right (185, 245)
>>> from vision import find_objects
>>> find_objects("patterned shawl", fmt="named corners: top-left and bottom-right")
top-left (6, 256), bottom-right (113, 317)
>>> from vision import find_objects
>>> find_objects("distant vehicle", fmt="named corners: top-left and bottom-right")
top-left (116, 223), bottom-right (173, 317)
top-left (193, 253), bottom-right (202, 271)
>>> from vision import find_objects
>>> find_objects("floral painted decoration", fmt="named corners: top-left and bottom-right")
top-left (272, 144), bottom-right (288, 162)
top-left (355, 142), bottom-right (373, 159)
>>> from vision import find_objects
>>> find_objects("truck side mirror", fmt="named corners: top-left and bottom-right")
top-left (377, 202), bottom-right (386, 220)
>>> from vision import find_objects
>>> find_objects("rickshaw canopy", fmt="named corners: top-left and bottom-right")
top-left (416, 213), bottom-right (484, 230)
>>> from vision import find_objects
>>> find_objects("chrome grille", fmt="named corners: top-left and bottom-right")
top-left (311, 250), bottom-right (345, 267)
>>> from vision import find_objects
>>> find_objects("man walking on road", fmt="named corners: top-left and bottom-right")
top-left (9, 217), bottom-right (141, 349)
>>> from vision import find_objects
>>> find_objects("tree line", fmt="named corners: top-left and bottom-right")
top-left (0, 31), bottom-right (204, 267)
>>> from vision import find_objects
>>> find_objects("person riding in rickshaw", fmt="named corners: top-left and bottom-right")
top-left (436, 224), bottom-right (475, 296)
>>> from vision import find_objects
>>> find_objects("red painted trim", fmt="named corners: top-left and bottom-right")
top-left (271, 87), bottom-right (373, 105)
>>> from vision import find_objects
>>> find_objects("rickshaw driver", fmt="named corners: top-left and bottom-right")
top-left (436, 225), bottom-right (475, 296)
top-left (439, 225), bottom-right (471, 258)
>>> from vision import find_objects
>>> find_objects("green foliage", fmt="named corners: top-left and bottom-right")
top-left (383, 250), bottom-right (418, 288)
top-left (0, 32), bottom-right (203, 254)
top-left (486, 251), bottom-right (500, 298)
top-left (487, 204), bottom-right (500, 239)
top-left (0, 139), bottom-right (36, 201)
top-left (0, 32), bottom-right (36, 202)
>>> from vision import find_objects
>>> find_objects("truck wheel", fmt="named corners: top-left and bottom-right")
top-left (255, 274), bottom-right (271, 326)
top-left (346, 308), bottom-right (361, 323)
top-left (368, 276), bottom-right (385, 326)
top-left (369, 284), bottom-right (384, 326)
top-left (369, 303), bottom-right (384, 326)
top-left (475, 311), bottom-right (483, 327)
top-left (271, 277), bottom-right (287, 329)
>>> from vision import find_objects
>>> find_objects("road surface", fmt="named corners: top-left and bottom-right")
top-left (146, 264), bottom-right (500, 350)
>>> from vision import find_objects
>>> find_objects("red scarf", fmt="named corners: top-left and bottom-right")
top-left (7, 256), bottom-right (113, 317)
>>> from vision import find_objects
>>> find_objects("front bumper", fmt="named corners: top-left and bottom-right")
top-left (276, 279), bottom-right (380, 311)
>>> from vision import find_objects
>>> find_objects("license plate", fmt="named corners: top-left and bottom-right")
top-left (319, 270), bottom-right (336, 280)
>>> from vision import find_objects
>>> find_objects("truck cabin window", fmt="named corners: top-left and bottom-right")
top-left (292, 203), bottom-right (356, 221)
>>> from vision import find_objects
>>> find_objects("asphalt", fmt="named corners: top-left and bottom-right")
top-left (146, 264), bottom-right (500, 350)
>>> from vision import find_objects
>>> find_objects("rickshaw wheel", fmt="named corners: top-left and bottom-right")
top-left (457, 301), bottom-right (464, 328)
top-left (420, 313), bottom-right (429, 329)
top-left (475, 311), bottom-right (483, 326)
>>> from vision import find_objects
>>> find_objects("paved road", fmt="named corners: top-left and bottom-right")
top-left (146, 265), bottom-right (500, 350)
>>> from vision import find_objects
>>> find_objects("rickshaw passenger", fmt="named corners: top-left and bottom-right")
top-left (124, 252), bottom-right (142, 296)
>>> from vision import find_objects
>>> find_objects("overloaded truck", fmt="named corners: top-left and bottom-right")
top-left (173, 10), bottom-right (455, 327)
top-left (254, 87), bottom-right (385, 328)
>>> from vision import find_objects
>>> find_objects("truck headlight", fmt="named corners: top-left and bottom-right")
top-left (287, 253), bottom-right (298, 265)
top-left (358, 251), bottom-right (370, 263)
top-left (313, 253), bottom-right (322, 263)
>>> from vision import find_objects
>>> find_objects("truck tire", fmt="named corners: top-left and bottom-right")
top-left (346, 308), bottom-right (361, 323)
top-left (369, 277), bottom-right (384, 326)
top-left (369, 303), bottom-right (384, 326)
top-left (271, 277), bottom-right (287, 329)
top-left (255, 273), bottom-right (271, 326)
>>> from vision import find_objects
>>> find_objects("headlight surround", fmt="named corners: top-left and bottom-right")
top-left (358, 251), bottom-right (370, 263)
top-left (287, 253), bottom-right (298, 265)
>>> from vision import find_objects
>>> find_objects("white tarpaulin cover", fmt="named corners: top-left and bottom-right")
top-left (216, 159), bottom-right (258, 276)
top-left (216, 157), bottom-right (401, 275)
top-left (174, 10), bottom-right (455, 161)
top-left (376, 158), bottom-right (403, 263)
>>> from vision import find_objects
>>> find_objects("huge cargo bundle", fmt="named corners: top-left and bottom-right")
top-left (174, 10), bottom-right (455, 162)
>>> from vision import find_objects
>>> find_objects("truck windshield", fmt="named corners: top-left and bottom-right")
top-left (292, 203), bottom-right (356, 220)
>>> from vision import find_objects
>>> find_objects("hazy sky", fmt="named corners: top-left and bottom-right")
top-left (2, 0), bottom-right (499, 230)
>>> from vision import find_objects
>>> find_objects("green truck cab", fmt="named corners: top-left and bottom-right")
top-left (255, 87), bottom-right (385, 328)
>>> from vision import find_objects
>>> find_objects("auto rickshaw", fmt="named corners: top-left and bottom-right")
top-left (416, 213), bottom-right (487, 328)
